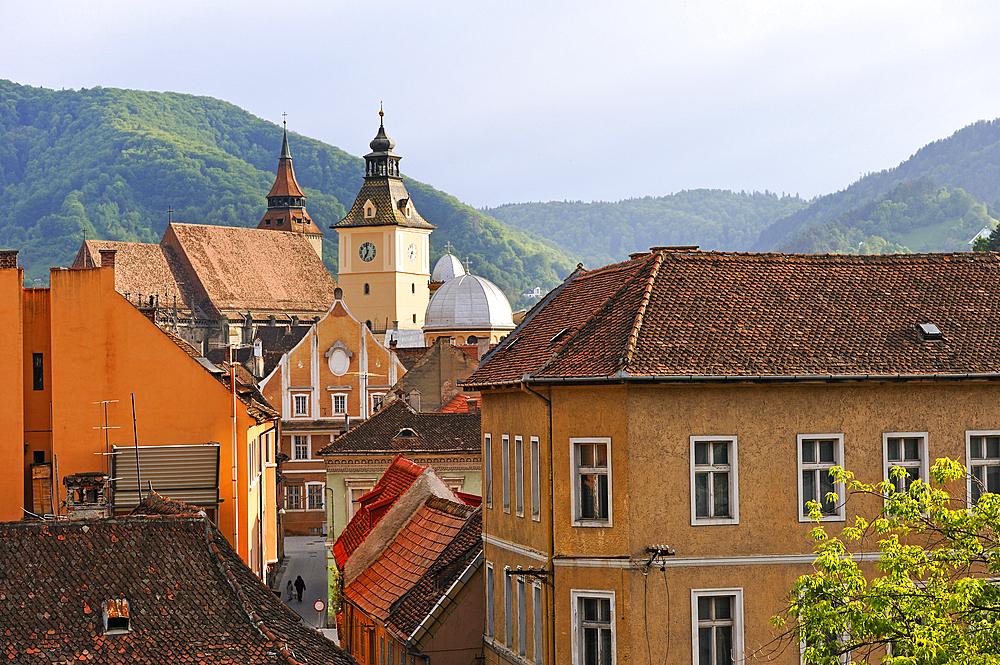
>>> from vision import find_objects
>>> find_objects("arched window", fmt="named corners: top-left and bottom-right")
top-left (366, 320), bottom-right (372, 330)
top-left (411, 283), bottom-right (415, 294)
top-left (412, 313), bottom-right (416, 323)
top-left (467, 335), bottom-right (478, 344)
top-left (364, 283), bottom-right (370, 295)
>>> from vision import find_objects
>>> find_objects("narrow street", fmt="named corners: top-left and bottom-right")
top-left (279, 535), bottom-right (335, 639)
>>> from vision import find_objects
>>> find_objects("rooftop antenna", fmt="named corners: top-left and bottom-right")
top-left (92, 400), bottom-right (120, 476)
top-left (131, 394), bottom-right (142, 506)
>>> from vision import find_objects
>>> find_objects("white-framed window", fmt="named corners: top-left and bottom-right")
top-left (533, 581), bottom-right (543, 664)
top-left (883, 432), bottom-right (929, 493)
top-left (370, 393), bottom-right (385, 413)
top-left (484, 434), bottom-right (493, 509)
top-left (691, 588), bottom-right (744, 665)
top-left (292, 435), bottom-right (310, 460)
top-left (517, 576), bottom-right (527, 656)
top-left (570, 589), bottom-right (615, 665)
top-left (690, 436), bottom-right (739, 525)
top-left (306, 482), bottom-right (324, 510)
top-left (800, 633), bottom-right (850, 665)
top-left (292, 393), bottom-right (309, 417)
top-left (505, 567), bottom-right (513, 649)
top-left (345, 478), bottom-right (375, 520)
top-left (515, 435), bottom-right (524, 517)
top-left (249, 435), bottom-right (261, 480)
top-left (570, 437), bottom-right (612, 527)
top-left (486, 562), bottom-right (495, 638)
top-left (332, 393), bottom-right (348, 415)
top-left (530, 436), bottom-right (541, 521)
top-left (967, 431), bottom-right (1000, 505)
top-left (797, 434), bottom-right (845, 522)
top-left (285, 484), bottom-right (302, 510)
top-left (502, 435), bottom-right (511, 514)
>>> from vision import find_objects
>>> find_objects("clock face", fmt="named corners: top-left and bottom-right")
top-left (358, 241), bottom-right (377, 263)
top-left (407, 242), bottom-right (417, 263)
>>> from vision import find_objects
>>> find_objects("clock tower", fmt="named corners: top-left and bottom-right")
top-left (333, 111), bottom-right (435, 334)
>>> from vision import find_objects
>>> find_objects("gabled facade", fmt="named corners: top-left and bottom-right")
top-left (384, 336), bottom-right (485, 413)
top-left (258, 287), bottom-right (406, 535)
top-left (0, 251), bottom-right (279, 579)
top-left (333, 112), bottom-right (435, 335)
top-left (466, 248), bottom-right (1000, 665)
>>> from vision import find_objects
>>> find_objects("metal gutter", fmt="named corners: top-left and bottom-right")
top-left (467, 371), bottom-right (1000, 389)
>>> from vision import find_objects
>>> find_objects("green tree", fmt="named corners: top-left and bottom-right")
top-left (773, 461), bottom-right (1000, 664)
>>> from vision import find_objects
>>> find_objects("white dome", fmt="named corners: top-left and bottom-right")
top-left (424, 274), bottom-right (515, 331)
top-left (432, 253), bottom-right (465, 283)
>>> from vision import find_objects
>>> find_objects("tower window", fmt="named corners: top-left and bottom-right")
top-left (32, 353), bottom-right (43, 391)
top-left (412, 283), bottom-right (415, 294)
top-left (364, 283), bottom-right (370, 295)
top-left (412, 314), bottom-right (416, 324)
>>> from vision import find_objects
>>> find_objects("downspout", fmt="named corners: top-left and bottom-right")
top-left (230, 347), bottom-right (240, 556)
top-left (519, 380), bottom-right (554, 665)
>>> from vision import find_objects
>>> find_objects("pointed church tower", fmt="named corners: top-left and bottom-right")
top-left (258, 124), bottom-right (324, 258)
top-left (333, 110), bottom-right (435, 333)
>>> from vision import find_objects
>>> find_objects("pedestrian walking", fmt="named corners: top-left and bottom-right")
top-left (285, 579), bottom-right (293, 601)
top-left (294, 575), bottom-right (306, 602)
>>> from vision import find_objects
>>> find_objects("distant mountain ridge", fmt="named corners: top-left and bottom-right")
top-left (0, 80), bottom-right (574, 305)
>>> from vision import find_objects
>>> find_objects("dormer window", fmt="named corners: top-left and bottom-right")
top-left (265, 219), bottom-right (271, 226)
top-left (405, 203), bottom-right (412, 218)
top-left (103, 598), bottom-right (131, 634)
top-left (364, 199), bottom-right (376, 218)
top-left (915, 323), bottom-right (943, 342)
top-left (277, 218), bottom-right (284, 226)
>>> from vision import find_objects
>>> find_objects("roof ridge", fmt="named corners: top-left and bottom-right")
top-left (620, 250), bottom-right (665, 373)
top-left (527, 256), bottom-right (653, 380)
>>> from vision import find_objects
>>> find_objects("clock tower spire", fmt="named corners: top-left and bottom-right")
top-left (333, 109), bottom-right (435, 336)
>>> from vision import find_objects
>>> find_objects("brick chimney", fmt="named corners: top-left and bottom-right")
top-left (63, 472), bottom-right (112, 520)
top-left (99, 249), bottom-right (117, 269)
top-left (0, 250), bottom-right (17, 270)
top-left (467, 398), bottom-right (479, 413)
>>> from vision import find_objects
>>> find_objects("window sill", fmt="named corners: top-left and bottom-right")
top-left (691, 517), bottom-right (739, 526)
top-left (797, 514), bottom-right (845, 523)
top-left (572, 519), bottom-right (612, 528)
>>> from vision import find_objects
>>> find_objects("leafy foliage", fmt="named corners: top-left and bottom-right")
top-left (0, 80), bottom-right (575, 304)
top-left (780, 178), bottom-right (998, 255)
top-left (774, 460), bottom-right (1000, 665)
top-left (485, 190), bottom-right (809, 268)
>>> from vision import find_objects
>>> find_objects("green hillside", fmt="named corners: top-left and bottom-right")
top-left (0, 81), bottom-right (574, 305)
top-left (780, 178), bottom-right (998, 255)
top-left (484, 190), bottom-right (809, 267)
top-left (755, 118), bottom-right (1000, 251)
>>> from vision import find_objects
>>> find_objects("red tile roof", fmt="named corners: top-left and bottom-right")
top-left (468, 250), bottom-right (1000, 385)
top-left (438, 393), bottom-right (479, 413)
top-left (0, 514), bottom-right (355, 664)
top-left (344, 496), bottom-right (479, 640)
top-left (318, 399), bottom-right (480, 455)
top-left (332, 454), bottom-right (427, 568)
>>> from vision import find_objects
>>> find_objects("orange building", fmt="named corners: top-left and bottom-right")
top-left (0, 250), bottom-right (280, 580)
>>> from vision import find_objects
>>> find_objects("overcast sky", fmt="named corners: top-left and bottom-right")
top-left (2, 1), bottom-right (998, 208)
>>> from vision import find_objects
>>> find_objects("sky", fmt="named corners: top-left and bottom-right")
top-left (2, 0), bottom-right (998, 208)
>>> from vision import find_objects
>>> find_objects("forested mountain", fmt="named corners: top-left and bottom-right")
top-left (754, 119), bottom-right (1000, 251)
top-left (484, 190), bottom-right (808, 267)
top-left (0, 81), bottom-right (574, 304)
top-left (780, 178), bottom-right (998, 254)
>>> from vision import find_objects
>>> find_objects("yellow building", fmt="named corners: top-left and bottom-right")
top-left (334, 112), bottom-right (434, 335)
top-left (465, 248), bottom-right (1000, 665)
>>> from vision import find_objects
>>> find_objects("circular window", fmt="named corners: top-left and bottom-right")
top-left (329, 348), bottom-right (350, 376)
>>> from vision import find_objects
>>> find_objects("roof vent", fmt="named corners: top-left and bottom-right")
top-left (550, 328), bottom-right (571, 344)
top-left (102, 598), bottom-right (131, 634)
top-left (915, 323), bottom-right (943, 342)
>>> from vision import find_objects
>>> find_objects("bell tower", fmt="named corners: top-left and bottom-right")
top-left (333, 109), bottom-right (434, 334)
top-left (258, 123), bottom-right (324, 258)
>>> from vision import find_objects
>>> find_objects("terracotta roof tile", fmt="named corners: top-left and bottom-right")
top-left (332, 454), bottom-right (427, 568)
top-left (343, 496), bottom-right (477, 635)
top-left (0, 514), bottom-right (355, 664)
top-left (468, 250), bottom-right (1000, 385)
top-left (317, 399), bottom-right (480, 455)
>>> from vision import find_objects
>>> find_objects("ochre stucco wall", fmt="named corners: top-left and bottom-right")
top-left (0, 269), bottom-right (25, 522)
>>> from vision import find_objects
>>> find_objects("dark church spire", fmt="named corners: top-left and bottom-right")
top-left (365, 107), bottom-right (401, 179)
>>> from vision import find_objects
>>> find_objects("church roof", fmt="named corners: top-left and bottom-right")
top-left (73, 240), bottom-right (187, 306)
top-left (424, 274), bottom-right (515, 332)
top-left (432, 252), bottom-right (465, 283)
top-left (162, 223), bottom-right (338, 317)
top-left (468, 249), bottom-right (1000, 387)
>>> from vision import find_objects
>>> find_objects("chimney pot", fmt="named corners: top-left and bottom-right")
top-left (99, 249), bottom-right (117, 269)
top-left (0, 249), bottom-right (18, 270)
